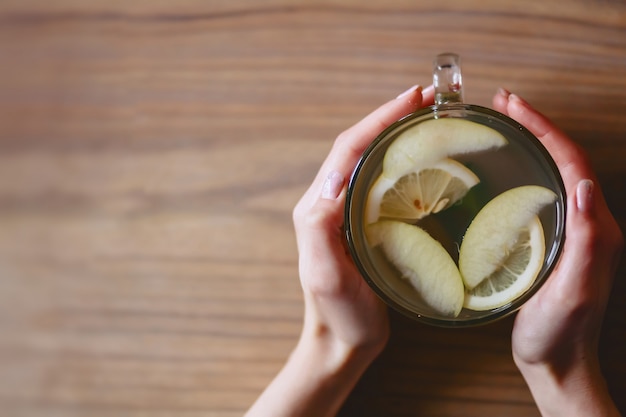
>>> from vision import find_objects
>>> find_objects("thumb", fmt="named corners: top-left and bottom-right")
top-left (321, 170), bottom-right (345, 202)
top-left (546, 179), bottom-right (598, 308)
top-left (296, 170), bottom-right (358, 297)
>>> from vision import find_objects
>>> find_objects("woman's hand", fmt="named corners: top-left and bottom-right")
top-left (293, 85), bottom-right (434, 356)
top-left (246, 85), bottom-right (434, 417)
top-left (493, 90), bottom-right (624, 417)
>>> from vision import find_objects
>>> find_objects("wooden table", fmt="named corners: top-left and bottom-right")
top-left (1, 1), bottom-right (625, 416)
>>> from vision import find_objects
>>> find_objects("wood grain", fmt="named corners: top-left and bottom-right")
top-left (0, 1), bottom-right (625, 416)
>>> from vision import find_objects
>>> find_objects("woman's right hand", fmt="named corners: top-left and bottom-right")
top-left (493, 89), bottom-right (624, 417)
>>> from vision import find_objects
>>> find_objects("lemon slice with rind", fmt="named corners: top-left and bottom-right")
top-left (367, 220), bottom-right (464, 317)
top-left (383, 118), bottom-right (508, 179)
top-left (459, 185), bottom-right (557, 296)
top-left (365, 158), bottom-right (479, 224)
top-left (464, 215), bottom-right (545, 311)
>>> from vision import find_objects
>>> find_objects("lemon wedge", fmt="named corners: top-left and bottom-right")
top-left (383, 118), bottom-right (508, 179)
top-left (463, 216), bottom-right (545, 310)
top-left (367, 220), bottom-right (464, 317)
top-left (459, 185), bottom-right (557, 309)
top-left (365, 158), bottom-right (479, 224)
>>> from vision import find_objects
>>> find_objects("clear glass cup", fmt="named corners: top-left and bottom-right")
top-left (345, 53), bottom-right (566, 327)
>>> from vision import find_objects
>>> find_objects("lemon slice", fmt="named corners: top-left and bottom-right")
top-left (383, 118), bottom-right (508, 179)
top-left (459, 185), bottom-right (557, 309)
top-left (463, 216), bottom-right (545, 311)
top-left (365, 158), bottom-right (479, 224)
top-left (367, 220), bottom-right (464, 317)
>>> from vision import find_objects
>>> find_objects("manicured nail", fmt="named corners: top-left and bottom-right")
top-left (509, 93), bottom-right (529, 106)
top-left (498, 87), bottom-right (511, 98)
top-left (576, 179), bottom-right (594, 213)
top-left (422, 84), bottom-right (435, 96)
top-left (321, 170), bottom-right (344, 200)
top-left (396, 84), bottom-right (421, 99)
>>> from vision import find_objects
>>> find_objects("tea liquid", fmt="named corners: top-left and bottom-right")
top-left (346, 105), bottom-right (565, 323)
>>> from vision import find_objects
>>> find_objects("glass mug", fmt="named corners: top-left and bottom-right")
top-left (345, 53), bottom-right (566, 327)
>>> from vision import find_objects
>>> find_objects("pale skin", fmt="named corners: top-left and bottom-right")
top-left (245, 86), bottom-right (624, 417)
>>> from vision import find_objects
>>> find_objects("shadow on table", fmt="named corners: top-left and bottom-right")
top-left (338, 311), bottom-right (534, 417)
top-left (339, 271), bottom-right (626, 417)
top-left (601, 255), bottom-right (626, 415)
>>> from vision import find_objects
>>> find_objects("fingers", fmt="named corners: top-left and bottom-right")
top-left (549, 179), bottom-right (598, 300)
top-left (541, 177), bottom-right (622, 327)
top-left (294, 84), bottom-right (429, 234)
top-left (497, 89), bottom-right (625, 321)
top-left (492, 89), bottom-right (597, 195)
top-left (297, 170), bottom-right (354, 296)
top-left (421, 84), bottom-right (435, 106)
top-left (491, 88), bottom-right (621, 260)
top-left (317, 85), bottom-right (427, 187)
top-left (491, 90), bottom-right (622, 244)
top-left (293, 85), bottom-right (431, 295)
top-left (492, 88), bottom-right (510, 115)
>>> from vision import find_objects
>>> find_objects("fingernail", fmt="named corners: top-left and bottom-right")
top-left (576, 179), bottom-right (594, 213)
top-left (498, 87), bottom-right (511, 98)
top-left (321, 170), bottom-right (344, 200)
top-left (422, 84), bottom-right (435, 96)
top-left (396, 84), bottom-right (421, 99)
top-left (509, 93), bottom-right (529, 106)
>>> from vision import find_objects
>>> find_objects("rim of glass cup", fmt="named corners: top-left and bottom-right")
top-left (344, 103), bottom-right (567, 327)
